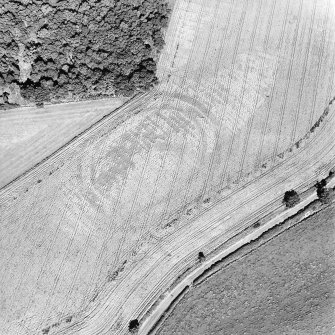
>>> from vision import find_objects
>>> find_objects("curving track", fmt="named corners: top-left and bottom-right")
top-left (1, 0), bottom-right (335, 334)
top-left (57, 97), bottom-right (335, 335)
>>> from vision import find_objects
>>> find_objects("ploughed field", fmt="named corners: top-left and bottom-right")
top-left (157, 202), bottom-right (335, 335)
top-left (1, 0), bottom-right (335, 334)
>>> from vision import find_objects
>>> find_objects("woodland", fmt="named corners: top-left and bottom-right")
top-left (0, 0), bottom-right (170, 104)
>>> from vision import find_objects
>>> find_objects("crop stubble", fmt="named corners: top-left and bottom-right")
top-left (0, 0), bottom-right (335, 334)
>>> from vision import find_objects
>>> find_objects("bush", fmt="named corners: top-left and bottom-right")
top-left (283, 190), bottom-right (300, 208)
top-left (252, 221), bottom-right (261, 228)
top-left (198, 251), bottom-right (206, 262)
top-left (317, 188), bottom-right (332, 204)
top-left (0, 0), bottom-right (170, 103)
top-left (316, 180), bottom-right (332, 205)
top-left (129, 319), bottom-right (139, 333)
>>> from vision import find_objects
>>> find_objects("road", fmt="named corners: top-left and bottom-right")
top-left (50, 96), bottom-right (335, 335)
top-left (139, 176), bottom-right (335, 334)
top-left (1, 0), bottom-right (335, 331)
top-left (1, 90), bottom-right (334, 335)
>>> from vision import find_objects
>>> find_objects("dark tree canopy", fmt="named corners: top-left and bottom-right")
top-left (129, 319), bottom-right (139, 333)
top-left (0, 0), bottom-right (170, 104)
top-left (283, 189), bottom-right (300, 208)
top-left (198, 251), bottom-right (206, 262)
top-left (316, 179), bottom-right (333, 205)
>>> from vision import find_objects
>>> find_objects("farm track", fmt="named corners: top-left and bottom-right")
top-left (1, 0), bottom-right (335, 334)
top-left (71, 98), bottom-right (335, 335)
top-left (217, 0), bottom-right (254, 186)
top-left (151, 191), bottom-right (335, 335)
top-left (68, 75), bottom-right (335, 332)
top-left (38, 0), bottom-right (189, 326)
top-left (306, 0), bottom-right (330, 130)
top-left (1, 0), bottom-right (188, 332)
top-left (238, 0), bottom-right (281, 176)
top-left (271, 0), bottom-right (303, 161)
top-left (188, 0), bottom-right (236, 198)
top-left (289, 0), bottom-right (317, 145)
top-left (79, 0), bottom-right (197, 305)
top-left (50, 79), bottom-right (335, 334)
top-left (109, 0), bottom-right (207, 272)
top-left (140, 190), bottom-right (334, 335)
top-left (156, 0), bottom-right (217, 234)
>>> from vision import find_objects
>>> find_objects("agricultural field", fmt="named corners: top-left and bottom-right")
top-left (1, 0), bottom-right (335, 335)
top-left (157, 201), bottom-right (335, 335)
top-left (0, 97), bottom-right (126, 188)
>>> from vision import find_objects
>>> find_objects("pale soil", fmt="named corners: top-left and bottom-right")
top-left (157, 203), bottom-right (335, 335)
top-left (0, 0), bottom-right (335, 334)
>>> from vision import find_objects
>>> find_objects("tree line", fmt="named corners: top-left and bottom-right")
top-left (0, 0), bottom-right (170, 104)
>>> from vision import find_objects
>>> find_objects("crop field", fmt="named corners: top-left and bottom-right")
top-left (0, 97), bottom-right (126, 188)
top-left (157, 202), bottom-right (335, 335)
top-left (1, 0), bottom-right (335, 335)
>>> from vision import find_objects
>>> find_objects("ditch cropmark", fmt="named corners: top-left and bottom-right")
top-left (75, 85), bottom-right (219, 206)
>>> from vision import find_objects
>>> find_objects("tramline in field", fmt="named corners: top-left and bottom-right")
top-left (0, 0), bottom-right (335, 334)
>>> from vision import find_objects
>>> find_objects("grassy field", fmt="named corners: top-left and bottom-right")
top-left (157, 203), bottom-right (335, 335)
top-left (1, 0), bottom-right (335, 334)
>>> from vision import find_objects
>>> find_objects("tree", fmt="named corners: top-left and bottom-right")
top-left (283, 190), bottom-right (300, 208)
top-left (129, 319), bottom-right (139, 333)
top-left (0, 0), bottom-right (171, 104)
top-left (252, 221), bottom-right (261, 228)
top-left (2, 91), bottom-right (9, 104)
top-left (316, 180), bottom-right (332, 205)
top-left (198, 251), bottom-right (206, 262)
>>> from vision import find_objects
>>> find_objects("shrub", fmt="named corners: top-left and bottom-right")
top-left (317, 188), bottom-right (332, 204)
top-left (252, 221), bottom-right (260, 228)
top-left (129, 319), bottom-right (139, 333)
top-left (198, 251), bottom-right (206, 262)
top-left (2, 91), bottom-right (9, 104)
top-left (316, 180), bottom-right (333, 204)
top-left (283, 190), bottom-right (300, 208)
top-left (41, 327), bottom-right (50, 334)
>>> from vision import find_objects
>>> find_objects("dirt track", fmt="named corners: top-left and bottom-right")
top-left (156, 201), bottom-right (335, 335)
top-left (63, 100), bottom-right (335, 335)
top-left (139, 175), bottom-right (335, 334)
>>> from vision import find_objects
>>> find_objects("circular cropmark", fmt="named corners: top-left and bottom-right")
top-left (75, 77), bottom-right (221, 206)
top-left (75, 51), bottom-right (278, 207)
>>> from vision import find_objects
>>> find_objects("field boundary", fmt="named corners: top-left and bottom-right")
top-left (0, 91), bottom-right (152, 193)
top-left (138, 95), bottom-right (335, 334)
top-left (140, 95), bottom-right (335, 253)
top-left (193, 173), bottom-right (335, 287)
top-left (143, 171), bottom-right (335, 335)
